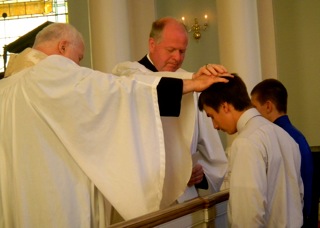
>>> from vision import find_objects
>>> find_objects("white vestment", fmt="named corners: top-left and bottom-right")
top-left (112, 61), bottom-right (228, 203)
top-left (0, 55), bottom-right (182, 227)
top-left (4, 47), bottom-right (47, 77)
top-left (228, 108), bottom-right (304, 227)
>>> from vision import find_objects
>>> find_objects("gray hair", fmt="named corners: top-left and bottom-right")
top-left (33, 23), bottom-right (84, 48)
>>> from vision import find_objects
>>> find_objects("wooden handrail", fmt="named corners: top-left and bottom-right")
top-left (109, 189), bottom-right (229, 228)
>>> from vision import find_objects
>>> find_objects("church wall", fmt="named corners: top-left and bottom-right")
top-left (67, 0), bottom-right (320, 147)
top-left (68, 0), bottom-right (92, 68)
top-left (272, 0), bottom-right (320, 147)
top-left (156, 0), bottom-right (320, 147)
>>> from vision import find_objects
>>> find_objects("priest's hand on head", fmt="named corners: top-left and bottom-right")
top-left (183, 73), bottom-right (233, 94)
top-left (193, 63), bottom-right (229, 79)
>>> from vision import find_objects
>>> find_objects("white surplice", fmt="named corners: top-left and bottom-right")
top-left (112, 61), bottom-right (228, 204)
top-left (0, 55), bottom-right (174, 227)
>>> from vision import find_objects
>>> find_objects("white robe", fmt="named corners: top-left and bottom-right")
top-left (0, 55), bottom-right (179, 227)
top-left (112, 61), bottom-right (228, 203)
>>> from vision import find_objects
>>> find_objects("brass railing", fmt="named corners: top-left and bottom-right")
top-left (109, 189), bottom-right (229, 228)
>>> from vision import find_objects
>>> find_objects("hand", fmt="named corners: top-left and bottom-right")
top-left (193, 64), bottom-right (228, 79)
top-left (183, 73), bottom-right (233, 94)
top-left (187, 164), bottom-right (204, 187)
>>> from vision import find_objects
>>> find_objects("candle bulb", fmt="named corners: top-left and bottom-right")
top-left (203, 14), bottom-right (208, 31)
top-left (180, 14), bottom-right (209, 40)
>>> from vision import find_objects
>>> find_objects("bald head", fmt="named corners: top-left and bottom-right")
top-left (148, 17), bottom-right (189, 72)
top-left (150, 17), bottom-right (188, 43)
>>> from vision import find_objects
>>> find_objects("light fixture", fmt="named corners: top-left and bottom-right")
top-left (182, 15), bottom-right (208, 40)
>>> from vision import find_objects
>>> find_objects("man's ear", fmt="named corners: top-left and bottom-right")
top-left (265, 100), bottom-right (273, 114)
top-left (221, 102), bottom-right (231, 113)
top-left (58, 40), bottom-right (68, 54)
top-left (149, 38), bottom-right (156, 51)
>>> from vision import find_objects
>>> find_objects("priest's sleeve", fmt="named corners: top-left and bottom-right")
top-left (157, 77), bottom-right (183, 117)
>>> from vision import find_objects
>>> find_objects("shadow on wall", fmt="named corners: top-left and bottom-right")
top-left (310, 146), bottom-right (320, 227)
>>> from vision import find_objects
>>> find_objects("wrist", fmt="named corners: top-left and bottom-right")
top-left (182, 79), bottom-right (195, 94)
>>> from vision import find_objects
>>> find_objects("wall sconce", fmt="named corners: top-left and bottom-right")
top-left (182, 15), bottom-right (208, 40)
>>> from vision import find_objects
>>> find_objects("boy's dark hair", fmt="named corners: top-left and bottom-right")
top-left (250, 78), bottom-right (288, 113)
top-left (198, 73), bottom-right (252, 112)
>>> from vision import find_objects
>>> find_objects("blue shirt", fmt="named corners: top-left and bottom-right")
top-left (274, 115), bottom-right (313, 217)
